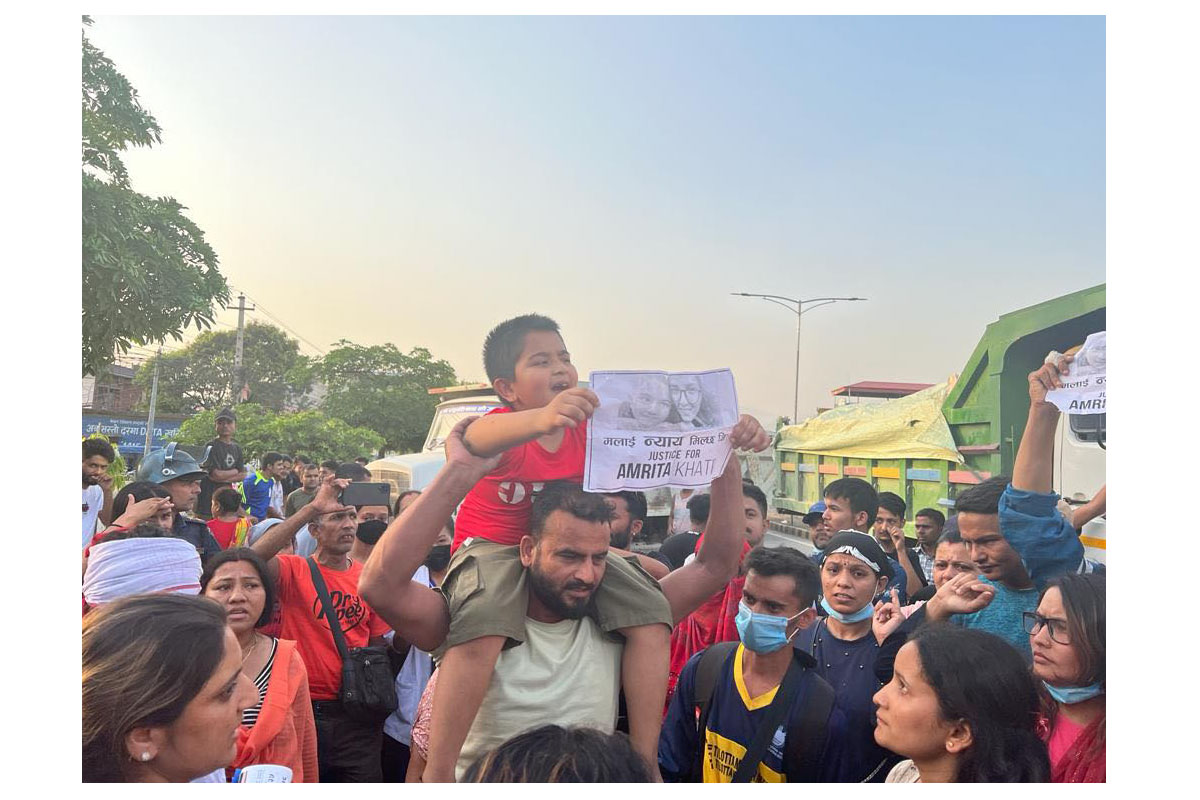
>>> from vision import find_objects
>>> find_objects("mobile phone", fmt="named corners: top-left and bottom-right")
top-left (339, 482), bottom-right (391, 509)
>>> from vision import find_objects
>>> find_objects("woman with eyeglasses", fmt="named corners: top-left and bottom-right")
top-left (1024, 572), bottom-right (1105, 782)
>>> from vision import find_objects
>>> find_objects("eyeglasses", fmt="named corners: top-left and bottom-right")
top-left (670, 387), bottom-right (701, 401)
top-left (1022, 611), bottom-right (1071, 645)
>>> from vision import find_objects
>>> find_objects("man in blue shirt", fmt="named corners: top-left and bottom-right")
top-left (924, 352), bottom-right (1103, 659)
top-left (240, 451), bottom-right (284, 521)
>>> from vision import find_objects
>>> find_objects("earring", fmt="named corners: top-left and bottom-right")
top-left (140, 752), bottom-right (152, 762)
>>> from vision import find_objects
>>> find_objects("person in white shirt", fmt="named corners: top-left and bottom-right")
top-left (83, 438), bottom-right (116, 550)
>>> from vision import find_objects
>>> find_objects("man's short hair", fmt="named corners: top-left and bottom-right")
top-left (877, 491), bottom-right (906, 519)
top-left (938, 515), bottom-right (963, 545)
top-left (394, 489), bottom-right (422, 516)
top-left (320, 459), bottom-right (339, 472)
top-left (261, 452), bottom-right (285, 469)
top-left (605, 491), bottom-right (647, 522)
top-left (294, 455), bottom-right (312, 466)
top-left (355, 456), bottom-right (369, 466)
top-left (953, 475), bottom-right (1010, 516)
top-left (915, 507), bottom-right (946, 527)
top-left (744, 546), bottom-right (821, 607)
top-left (83, 438), bottom-right (116, 463)
top-left (529, 481), bottom-right (613, 539)
top-left (686, 493), bottom-right (711, 526)
top-left (742, 482), bottom-right (768, 518)
top-left (482, 314), bottom-right (561, 383)
top-left (824, 477), bottom-right (879, 528)
top-left (335, 462), bottom-right (371, 482)
top-left (301, 462), bottom-right (320, 473)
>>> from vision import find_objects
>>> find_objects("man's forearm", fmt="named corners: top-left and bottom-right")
top-left (1013, 404), bottom-right (1060, 493)
top-left (360, 462), bottom-right (483, 646)
top-left (660, 458), bottom-right (741, 622)
top-left (251, 504), bottom-right (317, 561)
top-left (211, 468), bottom-right (243, 482)
top-left (98, 485), bottom-right (114, 525)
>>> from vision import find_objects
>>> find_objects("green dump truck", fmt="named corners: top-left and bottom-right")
top-left (774, 283), bottom-right (1106, 563)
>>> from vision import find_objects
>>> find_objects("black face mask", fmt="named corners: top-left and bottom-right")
top-left (424, 544), bottom-right (451, 572)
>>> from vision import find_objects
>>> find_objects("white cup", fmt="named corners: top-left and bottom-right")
top-left (237, 764), bottom-right (293, 783)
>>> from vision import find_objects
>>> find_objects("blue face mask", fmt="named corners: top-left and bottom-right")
top-left (820, 596), bottom-right (875, 624)
top-left (735, 601), bottom-right (802, 654)
top-left (1043, 681), bottom-right (1104, 704)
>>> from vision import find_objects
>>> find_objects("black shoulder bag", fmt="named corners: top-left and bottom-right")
top-left (306, 557), bottom-right (398, 722)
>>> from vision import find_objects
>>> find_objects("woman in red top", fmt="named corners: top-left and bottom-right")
top-left (1025, 572), bottom-right (1105, 782)
top-left (206, 487), bottom-right (250, 549)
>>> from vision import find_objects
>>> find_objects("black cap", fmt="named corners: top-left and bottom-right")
top-left (820, 530), bottom-right (894, 579)
top-left (216, 407), bottom-right (236, 422)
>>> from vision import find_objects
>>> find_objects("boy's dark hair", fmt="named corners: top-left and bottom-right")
top-left (482, 314), bottom-right (561, 383)
top-left (301, 462), bottom-right (320, 473)
top-left (462, 724), bottom-right (652, 783)
top-left (336, 462), bottom-right (371, 482)
top-left (742, 482), bottom-right (768, 518)
top-left (529, 481), bottom-right (613, 539)
top-left (261, 452), bottom-right (284, 468)
top-left (213, 486), bottom-right (242, 515)
top-left (744, 546), bottom-right (821, 607)
top-left (83, 438), bottom-right (116, 463)
top-left (200, 547), bottom-right (276, 629)
top-left (878, 491), bottom-right (906, 519)
top-left (605, 491), bottom-right (647, 522)
top-left (954, 475), bottom-right (1011, 516)
top-left (916, 507), bottom-right (946, 527)
top-left (320, 459), bottom-right (340, 472)
top-left (938, 515), bottom-right (963, 545)
top-left (294, 455), bottom-right (312, 466)
top-left (686, 493), bottom-right (711, 527)
top-left (824, 477), bottom-right (879, 528)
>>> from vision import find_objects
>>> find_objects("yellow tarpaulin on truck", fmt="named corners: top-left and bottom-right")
top-left (777, 382), bottom-right (963, 463)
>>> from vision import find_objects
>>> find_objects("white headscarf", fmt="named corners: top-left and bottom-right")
top-left (83, 537), bottom-right (202, 606)
top-left (247, 517), bottom-right (284, 547)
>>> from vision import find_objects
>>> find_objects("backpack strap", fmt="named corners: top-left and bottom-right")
top-left (691, 641), bottom-right (738, 781)
top-left (783, 666), bottom-right (835, 782)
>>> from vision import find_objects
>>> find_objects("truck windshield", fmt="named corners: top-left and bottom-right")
top-left (423, 402), bottom-right (503, 452)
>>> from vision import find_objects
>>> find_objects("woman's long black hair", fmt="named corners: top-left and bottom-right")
top-left (911, 625), bottom-right (1051, 782)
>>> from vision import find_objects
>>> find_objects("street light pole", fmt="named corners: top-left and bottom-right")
top-left (731, 293), bottom-right (867, 424)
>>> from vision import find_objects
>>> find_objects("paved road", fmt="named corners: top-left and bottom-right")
top-left (764, 527), bottom-right (816, 556)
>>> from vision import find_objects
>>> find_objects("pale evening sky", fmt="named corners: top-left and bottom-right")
top-left (88, 14), bottom-right (1105, 424)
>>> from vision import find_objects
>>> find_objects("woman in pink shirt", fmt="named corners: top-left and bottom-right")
top-left (1025, 573), bottom-right (1105, 782)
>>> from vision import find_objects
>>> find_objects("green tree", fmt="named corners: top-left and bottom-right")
top-left (134, 322), bottom-right (311, 414)
top-left (177, 404), bottom-right (384, 464)
top-left (82, 17), bottom-right (229, 377)
top-left (306, 342), bottom-right (457, 456)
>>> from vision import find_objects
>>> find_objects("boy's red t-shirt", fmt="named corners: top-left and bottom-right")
top-left (273, 554), bottom-right (391, 700)
top-left (451, 406), bottom-right (589, 551)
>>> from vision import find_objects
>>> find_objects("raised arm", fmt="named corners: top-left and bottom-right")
top-left (1002, 352), bottom-right (1090, 587)
top-left (462, 388), bottom-right (599, 457)
top-left (250, 476), bottom-right (349, 582)
top-left (1013, 354), bottom-right (1071, 493)
top-left (660, 415), bottom-right (770, 622)
top-left (360, 418), bottom-right (502, 652)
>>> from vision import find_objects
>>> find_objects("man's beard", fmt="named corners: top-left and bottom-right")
top-left (609, 525), bottom-right (632, 550)
top-left (83, 473), bottom-right (98, 485)
top-left (527, 562), bottom-right (595, 620)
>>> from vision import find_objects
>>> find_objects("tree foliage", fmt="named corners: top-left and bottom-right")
top-left (177, 404), bottom-right (384, 464)
top-left (305, 342), bottom-right (458, 456)
top-left (134, 322), bottom-right (311, 414)
top-left (82, 17), bottom-right (229, 377)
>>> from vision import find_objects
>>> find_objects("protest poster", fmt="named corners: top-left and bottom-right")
top-left (584, 369), bottom-right (739, 492)
top-left (1046, 331), bottom-right (1106, 414)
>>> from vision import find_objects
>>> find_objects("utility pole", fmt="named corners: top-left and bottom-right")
top-left (144, 345), bottom-right (162, 456)
top-left (227, 292), bottom-right (255, 404)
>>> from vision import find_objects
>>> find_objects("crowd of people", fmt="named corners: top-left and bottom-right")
top-left (81, 315), bottom-right (1106, 783)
